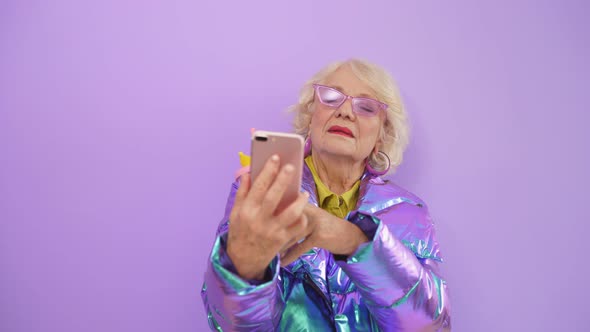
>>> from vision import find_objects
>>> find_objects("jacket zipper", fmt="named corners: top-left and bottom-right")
top-left (303, 272), bottom-right (336, 330)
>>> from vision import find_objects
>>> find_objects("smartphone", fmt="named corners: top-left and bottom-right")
top-left (250, 130), bottom-right (304, 214)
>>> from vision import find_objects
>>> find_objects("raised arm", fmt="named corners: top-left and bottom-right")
top-left (201, 156), bottom-right (312, 331)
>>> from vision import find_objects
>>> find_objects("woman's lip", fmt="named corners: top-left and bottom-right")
top-left (328, 126), bottom-right (354, 137)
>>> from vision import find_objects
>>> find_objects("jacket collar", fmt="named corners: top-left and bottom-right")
top-left (302, 161), bottom-right (416, 213)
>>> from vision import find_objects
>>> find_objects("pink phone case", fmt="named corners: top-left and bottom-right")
top-left (250, 131), bottom-right (304, 214)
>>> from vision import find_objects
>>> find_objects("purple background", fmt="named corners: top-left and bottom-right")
top-left (1, 1), bottom-right (588, 331)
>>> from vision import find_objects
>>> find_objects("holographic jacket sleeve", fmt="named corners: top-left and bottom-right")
top-left (338, 188), bottom-right (451, 331)
top-left (201, 180), bottom-right (285, 331)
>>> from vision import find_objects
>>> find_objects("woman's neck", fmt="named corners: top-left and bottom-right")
top-left (310, 153), bottom-right (364, 195)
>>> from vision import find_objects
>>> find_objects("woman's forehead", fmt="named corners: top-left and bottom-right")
top-left (323, 67), bottom-right (377, 99)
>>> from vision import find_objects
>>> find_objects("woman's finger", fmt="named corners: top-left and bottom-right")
top-left (280, 238), bottom-right (314, 267)
top-left (235, 173), bottom-right (251, 204)
top-left (276, 191), bottom-right (310, 228)
top-left (247, 154), bottom-right (281, 205)
top-left (229, 173), bottom-right (251, 222)
top-left (278, 214), bottom-right (309, 252)
top-left (279, 213), bottom-right (317, 266)
top-left (260, 163), bottom-right (296, 214)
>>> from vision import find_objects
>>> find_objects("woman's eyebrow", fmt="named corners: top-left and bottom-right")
top-left (330, 85), bottom-right (375, 99)
top-left (357, 92), bottom-right (375, 98)
top-left (329, 85), bottom-right (346, 93)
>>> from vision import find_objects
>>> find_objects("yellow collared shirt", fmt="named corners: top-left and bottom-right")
top-left (305, 156), bottom-right (360, 219)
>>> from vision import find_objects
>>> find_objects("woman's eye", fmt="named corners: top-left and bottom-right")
top-left (323, 92), bottom-right (342, 103)
top-left (357, 101), bottom-right (378, 113)
top-left (361, 106), bottom-right (375, 113)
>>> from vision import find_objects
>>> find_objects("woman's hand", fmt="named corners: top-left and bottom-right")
top-left (280, 204), bottom-right (369, 267)
top-left (226, 155), bottom-right (312, 281)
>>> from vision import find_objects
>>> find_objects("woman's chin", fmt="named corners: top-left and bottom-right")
top-left (317, 147), bottom-right (357, 161)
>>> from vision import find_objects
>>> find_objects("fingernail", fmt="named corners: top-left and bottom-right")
top-left (271, 154), bottom-right (279, 162)
top-left (284, 164), bottom-right (294, 173)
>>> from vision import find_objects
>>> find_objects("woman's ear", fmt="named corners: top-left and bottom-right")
top-left (374, 138), bottom-right (384, 153)
top-left (372, 144), bottom-right (379, 155)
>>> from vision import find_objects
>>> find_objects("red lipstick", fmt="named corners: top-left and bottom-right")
top-left (328, 125), bottom-right (354, 137)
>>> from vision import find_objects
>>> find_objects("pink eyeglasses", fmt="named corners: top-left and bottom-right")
top-left (312, 84), bottom-right (388, 117)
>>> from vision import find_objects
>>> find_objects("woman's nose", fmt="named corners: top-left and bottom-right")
top-left (335, 97), bottom-right (355, 119)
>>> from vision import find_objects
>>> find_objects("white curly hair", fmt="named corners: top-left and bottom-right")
top-left (289, 58), bottom-right (409, 175)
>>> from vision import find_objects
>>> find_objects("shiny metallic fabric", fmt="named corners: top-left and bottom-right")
top-left (201, 163), bottom-right (451, 331)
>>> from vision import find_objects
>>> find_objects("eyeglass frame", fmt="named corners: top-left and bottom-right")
top-left (312, 84), bottom-right (388, 117)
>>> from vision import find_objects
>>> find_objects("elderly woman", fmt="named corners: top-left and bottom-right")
top-left (201, 59), bottom-right (451, 331)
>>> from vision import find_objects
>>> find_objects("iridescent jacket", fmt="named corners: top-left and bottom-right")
top-left (201, 163), bottom-right (451, 331)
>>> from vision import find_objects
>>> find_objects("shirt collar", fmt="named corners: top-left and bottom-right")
top-left (304, 156), bottom-right (360, 211)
